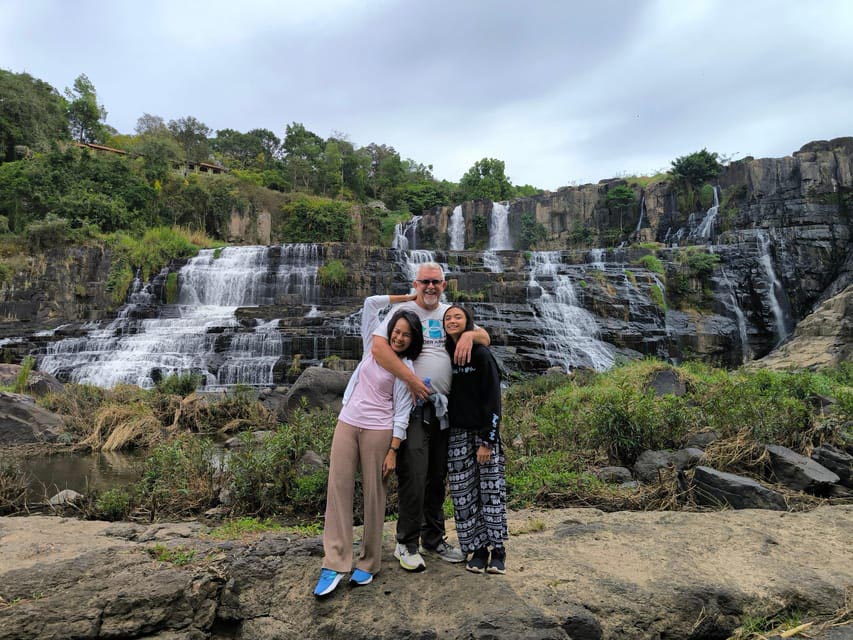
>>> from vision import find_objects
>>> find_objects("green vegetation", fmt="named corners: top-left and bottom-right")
top-left (164, 272), bottom-right (178, 304)
top-left (665, 248), bottom-right (721, 309)
top-left (209, 517), bottom-right (283, 539)
top-left (519, 212), bottom-right (548, 249)
top-left (649, 284), bottom-right (666, 310)
top-left (154, 372), bottom-right (202, 396)
top-left (279, 196), bottom-right (352, 242)
top-left (14, 356), bottom-right (35, 393)
top-left (604, 184), bottom-right (637, 232)
top-left (636, 254), bottom-right (664, 274)
top-left (95, 487), bottom-right (133, 521)
top-left (147, 544), bottom-right (197, 566)
top-left (670, 149), bottom-right (723, 187)
top-left (318, 259), bottom-right (348, 289)
top-left (502, 360), bottom-right (851, 509)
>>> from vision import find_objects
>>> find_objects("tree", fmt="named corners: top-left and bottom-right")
top-left (168, 116), bottom-right (211, 163)
top-left (604, 184), bottom-right (637, 232)
top-left (135, 113), bottom-right (168, 137)
top-left (282, 122), bottom-right (323, 191)
top-left (670, 149), bottom-right (722, 187)
top-left (0, 70), bottom-right (69, 161)
top-left (65, 74), bottom-right (107, 143)
top-left (320, 140), bottom-right (343, 197)
top-left (457, 158), bottom-right (514, 202)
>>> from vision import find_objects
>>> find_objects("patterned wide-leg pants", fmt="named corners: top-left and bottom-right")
top-left (447, 428), bottom-right (508, 553)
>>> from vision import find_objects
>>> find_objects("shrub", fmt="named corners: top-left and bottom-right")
top-left (519, 212), bottom-right (548, 249)
top-left (95, 487), bottom-right (133, 521)
top-left (164, 272), bottom-right (178, 304)
top-left (636, 254), bottom-right (664, 274)
top-left (318, 259), bottom-right (348, 289)
top-left (155, 372), bottom-right (202, 396)
top-left (14, 356), bottom-right (35, 393)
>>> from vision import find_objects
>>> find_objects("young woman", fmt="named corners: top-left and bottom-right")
top-left (314, 293), bottom-right (423, 597)
top-left (443, 304), bottom-right (508, 574)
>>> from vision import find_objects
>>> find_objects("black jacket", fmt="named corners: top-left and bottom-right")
top-left (447, 344), bottom-right (501, 444)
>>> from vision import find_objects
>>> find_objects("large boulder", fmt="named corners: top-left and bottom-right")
top-left (283, 366), bottom-right (351, 415)
top-left (811, 444), bottom-right (853, 488)
top-left (765, 444), bottom-right (840, 494)
top-left (634, 448), bottom-right (704, 482)
top-left (0, 392), bottom-right (64, 444)
top-left (692, 466), bottom-right (787, 510)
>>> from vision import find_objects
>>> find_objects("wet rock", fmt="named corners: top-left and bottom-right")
top-left (692, 466), bottom-right (787, 510)
top-left (765, 444), bottom-right (840, 493)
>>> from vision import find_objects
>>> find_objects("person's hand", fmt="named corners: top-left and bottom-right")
top-left (453, 331), bottom-right (475, 365)
top-left (407, 376), bottom-right (430, 403)
top-left (383, 450), bottom-right (397, 477)
top-left (477, 444), bottom-right (492, 464)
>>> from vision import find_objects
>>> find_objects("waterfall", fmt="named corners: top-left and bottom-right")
top-left (756, 231), bottom-right (790, 344)
top-left (719, 266), bottom-right (751, 362)
top-left (527, 252), bottom-right (615, 372)
top-left (448, 205), bottom-right (465, 251)
top-left (489, 202), bottom-right (512, 250)
top-left (39, 245), bottom-right (322, 389)
top-left (693, 186), bottom-right (720, 240)
top-left (588, 248), bottom-right (606, 270)
top-left (635, 196), bottom-right (645, 233)
top-left (482, 251), bottom-right (503, 273)
top-left (393, 216), bottom-right (422, 250)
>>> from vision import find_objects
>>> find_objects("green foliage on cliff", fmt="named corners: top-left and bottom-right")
top-left (318, 259), bottom-right (348, 289)
top-left (670, 149), bottom-right (722, 187)
top-left (519, 212), bottom-right (548, 249)
top-left (636, 254), bottom-right (664, 274)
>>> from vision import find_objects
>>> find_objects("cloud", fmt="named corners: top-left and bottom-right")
top-left (2, 0), bottom-right (852, 190)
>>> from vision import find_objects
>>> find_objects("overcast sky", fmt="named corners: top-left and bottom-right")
top-left (2, 0), bottom-right (852, 190)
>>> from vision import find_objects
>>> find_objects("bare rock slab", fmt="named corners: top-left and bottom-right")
top-left (811, 444), bottom-right (853, 488)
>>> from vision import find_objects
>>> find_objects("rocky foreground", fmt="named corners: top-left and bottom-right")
top-left (1, 507), bottom-right (851, 640)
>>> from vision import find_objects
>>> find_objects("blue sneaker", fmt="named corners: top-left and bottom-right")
top-left (313, 568), bottom-right (342, 597)
top-left (350, 568), bottom-right (373, 586)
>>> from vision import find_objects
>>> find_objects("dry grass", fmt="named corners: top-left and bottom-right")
top-left (81, 403), bottom-right (163, 451)
top-left (0, 461), bottom-right (29, 515)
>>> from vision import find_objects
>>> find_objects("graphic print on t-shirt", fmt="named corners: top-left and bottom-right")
top-left (425, 319), bottom-right (444, 341)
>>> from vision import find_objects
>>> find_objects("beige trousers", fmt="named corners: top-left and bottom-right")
top-left (322, 420), bottom-right (392, 574)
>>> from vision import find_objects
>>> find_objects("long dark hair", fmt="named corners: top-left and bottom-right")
top-left (387, 310), bottom-right (423, 360)
top-left (443, 304), bottom-right (474, 358)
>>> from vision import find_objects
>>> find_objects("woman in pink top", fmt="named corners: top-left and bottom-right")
top-left (314, 293), bottom-right (423, 597)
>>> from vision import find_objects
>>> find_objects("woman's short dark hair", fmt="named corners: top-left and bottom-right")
top-left (443, 305), bottom-right (474, 357)
top-left (387, 310), bottom-right (423, 360)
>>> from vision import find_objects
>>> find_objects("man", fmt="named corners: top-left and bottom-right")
top-left (372, 262), bottom-right (491, 571)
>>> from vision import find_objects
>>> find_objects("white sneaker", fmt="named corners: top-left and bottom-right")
top-left (420, 540), bottom-right (465, 563)
top-left (394, 542), bottom-right (426, 572)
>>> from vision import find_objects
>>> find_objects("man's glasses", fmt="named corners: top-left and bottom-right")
top-left (417, 279), bottom-right (444, 286)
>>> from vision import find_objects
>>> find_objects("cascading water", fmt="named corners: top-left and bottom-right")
top-left (392, 216), bottom-right (422, 250)
top-left (39, 245), bottom-right (322, 389)
top-left (489, 202), bottom-right (512, 250)
top-left (588, 248), bottom-right (606, 270)
top-left (719, 266), bottom-right (751, 362)
top-left (693, 186), bottom-right (719, 240)
top-left (527, 252), bottom-right (615, 371)
top-left (635, 196), bottom-right (645, 233)
top-left (448, 205), bottom-right (465, 251)
top-left (756, 231), bottom-right (791, 344)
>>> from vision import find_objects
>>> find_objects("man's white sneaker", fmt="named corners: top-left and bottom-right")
top-left (420, 540), bottom-right (465, 563)
top-left (394, 542), bottom-right (426, 571)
